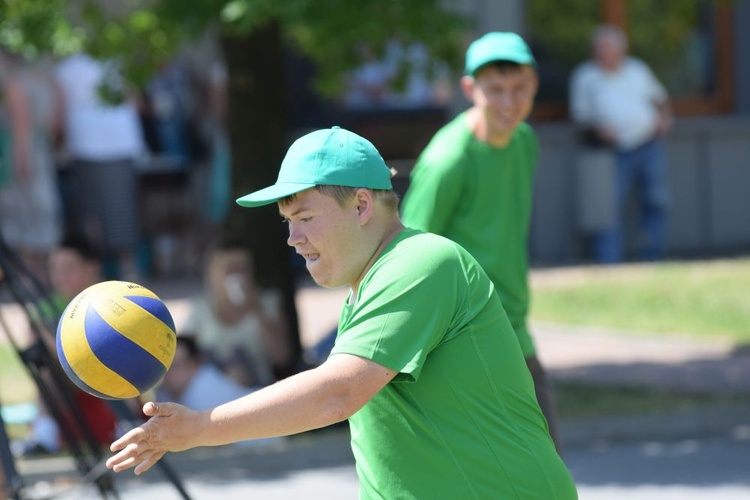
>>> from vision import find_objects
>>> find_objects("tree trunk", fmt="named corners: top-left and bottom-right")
top-left (220, 22), bottom-right (302, 378)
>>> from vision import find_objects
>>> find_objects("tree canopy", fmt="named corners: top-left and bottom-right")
top-left (1, 0), bottom-right (468, 96)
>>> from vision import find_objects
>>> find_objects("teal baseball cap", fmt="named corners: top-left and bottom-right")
top-left (464, 32), bottom-right (536, 76)
top-left (237, 126), bottom-right (393, 208)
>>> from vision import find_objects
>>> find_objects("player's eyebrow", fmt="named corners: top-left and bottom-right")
top-left (279, 206), bottom-right (309, 219)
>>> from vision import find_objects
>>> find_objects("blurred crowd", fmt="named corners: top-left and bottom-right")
top-left (0, 35), bottom-right (286, 456)
top-left (0, 32), bottom-right (231, 290)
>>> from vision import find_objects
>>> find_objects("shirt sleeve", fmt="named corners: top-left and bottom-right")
top-left (401, 146), bottom-right (465, 235)
top-left (330, 244), bottom-right (468, 383)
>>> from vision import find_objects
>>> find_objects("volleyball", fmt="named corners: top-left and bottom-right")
top-left (56, 281), bottom-right (177, 400)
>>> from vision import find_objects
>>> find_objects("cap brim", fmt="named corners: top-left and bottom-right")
top-left (236, 182), bottom-right (316, 208)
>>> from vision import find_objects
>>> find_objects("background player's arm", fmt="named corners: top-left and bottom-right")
top-left (401, 157), bottom-right (463, 234)
top-left (107, 353), bottom-right (397, 475)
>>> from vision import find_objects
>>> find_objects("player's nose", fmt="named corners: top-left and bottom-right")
top-left (287, 221), bottom-right (304, 247)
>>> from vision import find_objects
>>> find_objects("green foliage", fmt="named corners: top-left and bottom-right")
top-left (628, 0), bottom-right (709, 99)
top-left (525, 0), bottom-right (600, 102)
top-left (0, 0), bottom-right (468, 99)
top-left (81, 1), bottom-right (187, 95)
top-left (0, 0), bottom-right (84, 57)
top-left (527, 0), bottom-right (720, 101)
top-left (527, 0), bottom-right (599, 70)
top-left (146, 0), bottom-right (469, 95)
top-left (278, 0), bottom-right (468, 94)
top-left (0, 345), bottom-right (36, 405)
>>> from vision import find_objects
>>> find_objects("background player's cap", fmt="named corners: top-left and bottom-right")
top-left (464, 32), bottom-right (536, 76)
top-left (237, 126), bottom-right (392, 208)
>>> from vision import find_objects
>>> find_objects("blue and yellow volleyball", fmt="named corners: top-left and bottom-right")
top-left (56, 281), bottom-right (177, 400)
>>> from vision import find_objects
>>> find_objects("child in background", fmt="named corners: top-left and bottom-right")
top-left (183, 236), bottom-right (292, 388)
top-left (156, 335), bottom-right (254, 410)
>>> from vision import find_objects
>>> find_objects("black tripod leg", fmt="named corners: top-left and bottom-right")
top-left (0, 407), bottom-right (23, 500)
top-left (18, 344), bottom-right (120, 499)
top-left (107, 401), bottom-right (193, 500)
top-left (152, 459), bottom-right (192, 500)
top-left (0, 246), bottom-right (120, 499)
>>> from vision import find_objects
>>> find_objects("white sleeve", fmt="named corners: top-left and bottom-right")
top-left (569, 64), bottom-right (594, 125)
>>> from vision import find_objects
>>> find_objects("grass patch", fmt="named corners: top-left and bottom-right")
top-left (555, 381), bottom-right (744, 419)
top-left (0, 345), bottom-right (38, 405)
top-left (531, 258), bottom-right (750, 343)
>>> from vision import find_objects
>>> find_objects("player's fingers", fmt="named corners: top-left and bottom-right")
top-left (143, 401), bottom-right (159, 416)
top-left (109, 455), bottom-right (139, 473)
top-left (106, 441), bottom-right (144, 471)
top-left (144, 401), bottom-right (177, 417)
top-left (110, 427), bottom-right (146, 452)
top-left (133, 451), bottom-right (166, 476)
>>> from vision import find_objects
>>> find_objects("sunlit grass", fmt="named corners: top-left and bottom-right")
top-left (0, 346), bottom-right (37, 405)
top-left (531, 258), bottom-right (750, 343)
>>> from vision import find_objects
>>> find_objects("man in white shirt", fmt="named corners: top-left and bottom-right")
top-left (570, 25), bottom-right (673, 263)
top-left (55, 53), bottom-right (147, 280)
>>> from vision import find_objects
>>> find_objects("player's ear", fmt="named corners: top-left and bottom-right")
top-left (528, 67), bottom-right (539, 97)
top-left (354, 189), bottom-right (375, 222)
top-left (460, 75), bottom-right (475, 101)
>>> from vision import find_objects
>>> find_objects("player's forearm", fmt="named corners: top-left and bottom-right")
top-left (197, 364), bottom-right (360, 446)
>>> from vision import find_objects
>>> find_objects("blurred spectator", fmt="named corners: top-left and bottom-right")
top-left (0, 51), bottom-right (63, 284)
top-left (344, 41), bottom-right (450, 111)
top-left (182, 236), bottom-right (292, 388)
top-left (141, 58), bottom-right (194, 166)
top-left (344, 44), bottom-right (394, 109)
top-left (156, 334), bottom-right (285, 448)
top-left (156, 335), bottom-right (254, 411)
top-left (569, 25), bottom-right (673, 263)
top-left (381, 41), bottom-right (452, 109)
top-left (55, 53), bottom-right (147, 280)
top-left (177, 31), bottom-right (233, 269)
top-left (14, 234), bottom-right (117, 455)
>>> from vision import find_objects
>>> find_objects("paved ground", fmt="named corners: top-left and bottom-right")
top-left (11, 424), bottom-right (750, 500)
top-left (2, 272), bottom-right (749, 498)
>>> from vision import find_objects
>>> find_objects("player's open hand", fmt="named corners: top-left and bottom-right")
top-left (106, 401), bottom-right (202, 475)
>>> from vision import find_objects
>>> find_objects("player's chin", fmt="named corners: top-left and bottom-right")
top-left (309, 274), bottom-right (335, 289)
top-left (493, 116), bottom-right (520, 131)
top-left (308, 270), bottom-right (344, 289)
top-left (305, 265), bottom-right (326, 286)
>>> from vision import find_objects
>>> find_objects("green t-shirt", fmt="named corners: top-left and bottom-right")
top-left (330, 229), bottom-right (576, 500)
top-left (401, 114), bottom-right (538, 356)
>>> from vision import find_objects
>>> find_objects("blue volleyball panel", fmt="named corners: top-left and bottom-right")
top-left (84, 307), bottom-right (166, 393)
top-left (56, 342), bottom-right (121, 399)
top-left (125, 295), bottom-right (176, 332)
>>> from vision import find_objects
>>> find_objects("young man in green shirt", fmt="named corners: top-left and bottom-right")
top-left (401, 32), bottom-right (561, 449)
top-left (106, 127), bottom-right (577, 499)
